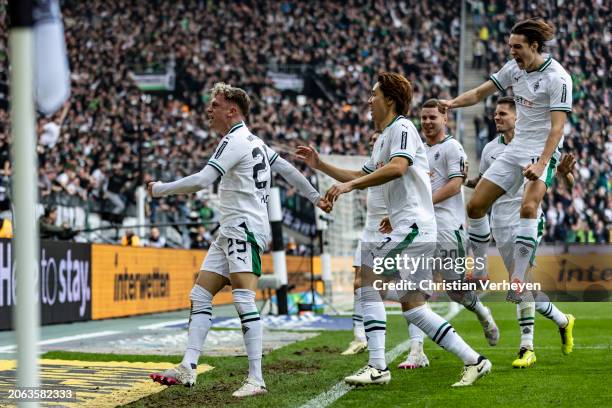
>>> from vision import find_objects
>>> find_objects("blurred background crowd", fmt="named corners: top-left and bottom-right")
top-left (0, 0), bottom-right (608, 246)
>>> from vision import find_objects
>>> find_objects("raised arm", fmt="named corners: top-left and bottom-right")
top-left (149, 165), bottom-right (220, 197)
top-left (439, 81), bottom-right (498, 111)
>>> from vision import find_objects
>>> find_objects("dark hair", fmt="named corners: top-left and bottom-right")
top-left (45, 205), bottom-right (57, 217)
top-left (421, 99), bottom-right (439, 109)
top-left (211, 82), bottom-right (251, 118)
top-left (377, 72), bottom-right (413, 115)
top-left (511, 19), bottom-right (554, 53)
top-left (497, 96), bottom-right (516, 110)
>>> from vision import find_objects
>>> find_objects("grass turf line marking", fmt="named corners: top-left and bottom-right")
top-left (0, 330), bottom-right (121, 353)
top-left (137, 319), bottom-right (188, 330)
top-left (300, 304), bottom-right (462, 408)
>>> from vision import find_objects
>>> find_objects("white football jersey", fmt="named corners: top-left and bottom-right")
top-left (363, 116), bottom-right (436, 233)
top-left (207, 121), bottom-right (272, 248)
top-left (426, 135), bottom-right (467, 230)
top-left (490, 56), bottom-right (572, 155)
top-left (479, 135), bottom-right (522, 228)
top-left (363, 186), bottom-right (387, 231)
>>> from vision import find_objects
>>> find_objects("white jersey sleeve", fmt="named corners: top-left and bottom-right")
top-left (490, 59), bottom-right (517, 92)
top-left (362, 156), bottom-right (375, 174)
top-left (548, 73), bottom-right (572, 113)
top-left (388, 121), bottom-right (419, 164)
top-left (479, 143), bottom-right (493, 175)
top-left (445, 140), bottom-right (467, 180)
top-left (207, 135), bottom-right (247, 177)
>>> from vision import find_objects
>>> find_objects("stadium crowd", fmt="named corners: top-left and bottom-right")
top-left (471, 0), bottom-right (610, 243)
top-left (0, 0), bottom-right (608, 244)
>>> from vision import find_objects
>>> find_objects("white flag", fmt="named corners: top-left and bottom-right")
top-left (33, 0), bottom-right (70, 115)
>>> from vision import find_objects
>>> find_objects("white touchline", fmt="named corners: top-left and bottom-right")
top-left (300, 304), bottom-right (463, 408)
top-left (138, 319), bottom-right (189, 331)
top-left (0, 330), bottom-right (121, 353)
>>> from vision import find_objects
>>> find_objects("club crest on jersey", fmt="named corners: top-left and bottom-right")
top-left (434, 152), bottom-right (440, 161)
top-left (533, 78), bottom-right (542, 92)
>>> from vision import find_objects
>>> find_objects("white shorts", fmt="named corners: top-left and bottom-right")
top-left (491, 215), bottom-right (545, 276)
top-left (362, 225), bottom-right (437, 297)
top-left (435, 228), bottom-right (468, 280)
top-left (201, 232), bottom-right (262, 278)
top-left (483, 148), bottom-right (561, 194)
top-left (352, 229), bottom-right (387, 268)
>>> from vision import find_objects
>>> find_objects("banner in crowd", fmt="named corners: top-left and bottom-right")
top-left (0, 239), bottom-right (92, 330)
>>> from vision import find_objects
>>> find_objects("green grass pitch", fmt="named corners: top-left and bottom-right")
top-left (44, 302), bottom-right (612, 407)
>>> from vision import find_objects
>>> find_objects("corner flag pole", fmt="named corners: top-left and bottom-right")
top-left (8, 0), bottom-right (40, 403)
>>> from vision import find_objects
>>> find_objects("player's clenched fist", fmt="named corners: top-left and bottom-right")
top-left (317, 198), bottom-right (333, 213)
top-left (437, 99), bottom-right (454, 114)
top-left (147, 181), bottom-right (158, 197)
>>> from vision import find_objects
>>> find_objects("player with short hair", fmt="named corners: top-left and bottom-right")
top-left (439, 18), bottom-right (573, 303)
top-left (397, 99), bottom-right (499, 370)
top-left (300, 72), bottom-right (491, 387)
top-left (147, 82), bottom-right (330, 397)
top-left (465, 97), bottom-right (575, 368)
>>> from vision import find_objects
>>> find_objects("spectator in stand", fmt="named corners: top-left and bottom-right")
top-left (0, 217), bottom-right (12, 238)
top-left (39, 205), bottom-right (78, 240)
top-left (121, 229), bottom-right (140, 247)
top-left (190, 225), bottom-right (211, 250)
top-left (145, 227), bottom-right (166, 248)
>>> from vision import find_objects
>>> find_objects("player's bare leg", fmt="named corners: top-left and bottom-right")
top-left (150, 271), bottom-right (228, 387)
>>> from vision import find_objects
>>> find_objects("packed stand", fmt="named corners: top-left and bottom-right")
top-left (0, 0), bottom-right (461, 246)
top-left (470, 0), bottom-right (611, 243)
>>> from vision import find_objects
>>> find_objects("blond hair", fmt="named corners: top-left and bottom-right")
top-left (210, 82), bottom-right (251, 117)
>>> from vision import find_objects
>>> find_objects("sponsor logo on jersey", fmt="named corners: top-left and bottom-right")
top-left (514, 95), bottom-right (535, 108)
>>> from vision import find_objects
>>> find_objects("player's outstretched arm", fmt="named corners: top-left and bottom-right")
top-left (325, 157), bottom-right (408, 203)
top-left (147, 165), bottom-right (220, 198)
top-left (439, 80), bottom-right (498, 112)
top-left (295, 145), bottom-right (365, 182)
top-left (271, 155), bottom-right (332, 213)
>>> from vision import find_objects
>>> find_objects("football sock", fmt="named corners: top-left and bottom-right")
top-left (353, 287), bottom-right (366, 342)
top-left (361, 286), bottom-right (387, 369)
top-left (233, 289), bottom-right (264, 385)
top-left (517, 301), bottom-right (535, 350)
top-left (512, 218), bottom-right (539, 285)
top-left (181, 285), bottom-right (213, 369)
top-left (404, 304), bottom-right (480, 365)
top-left (468, 216), bottom-right (491, 279)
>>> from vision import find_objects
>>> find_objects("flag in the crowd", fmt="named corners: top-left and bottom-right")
top-left (33, 0), bottom-right (70, 115)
